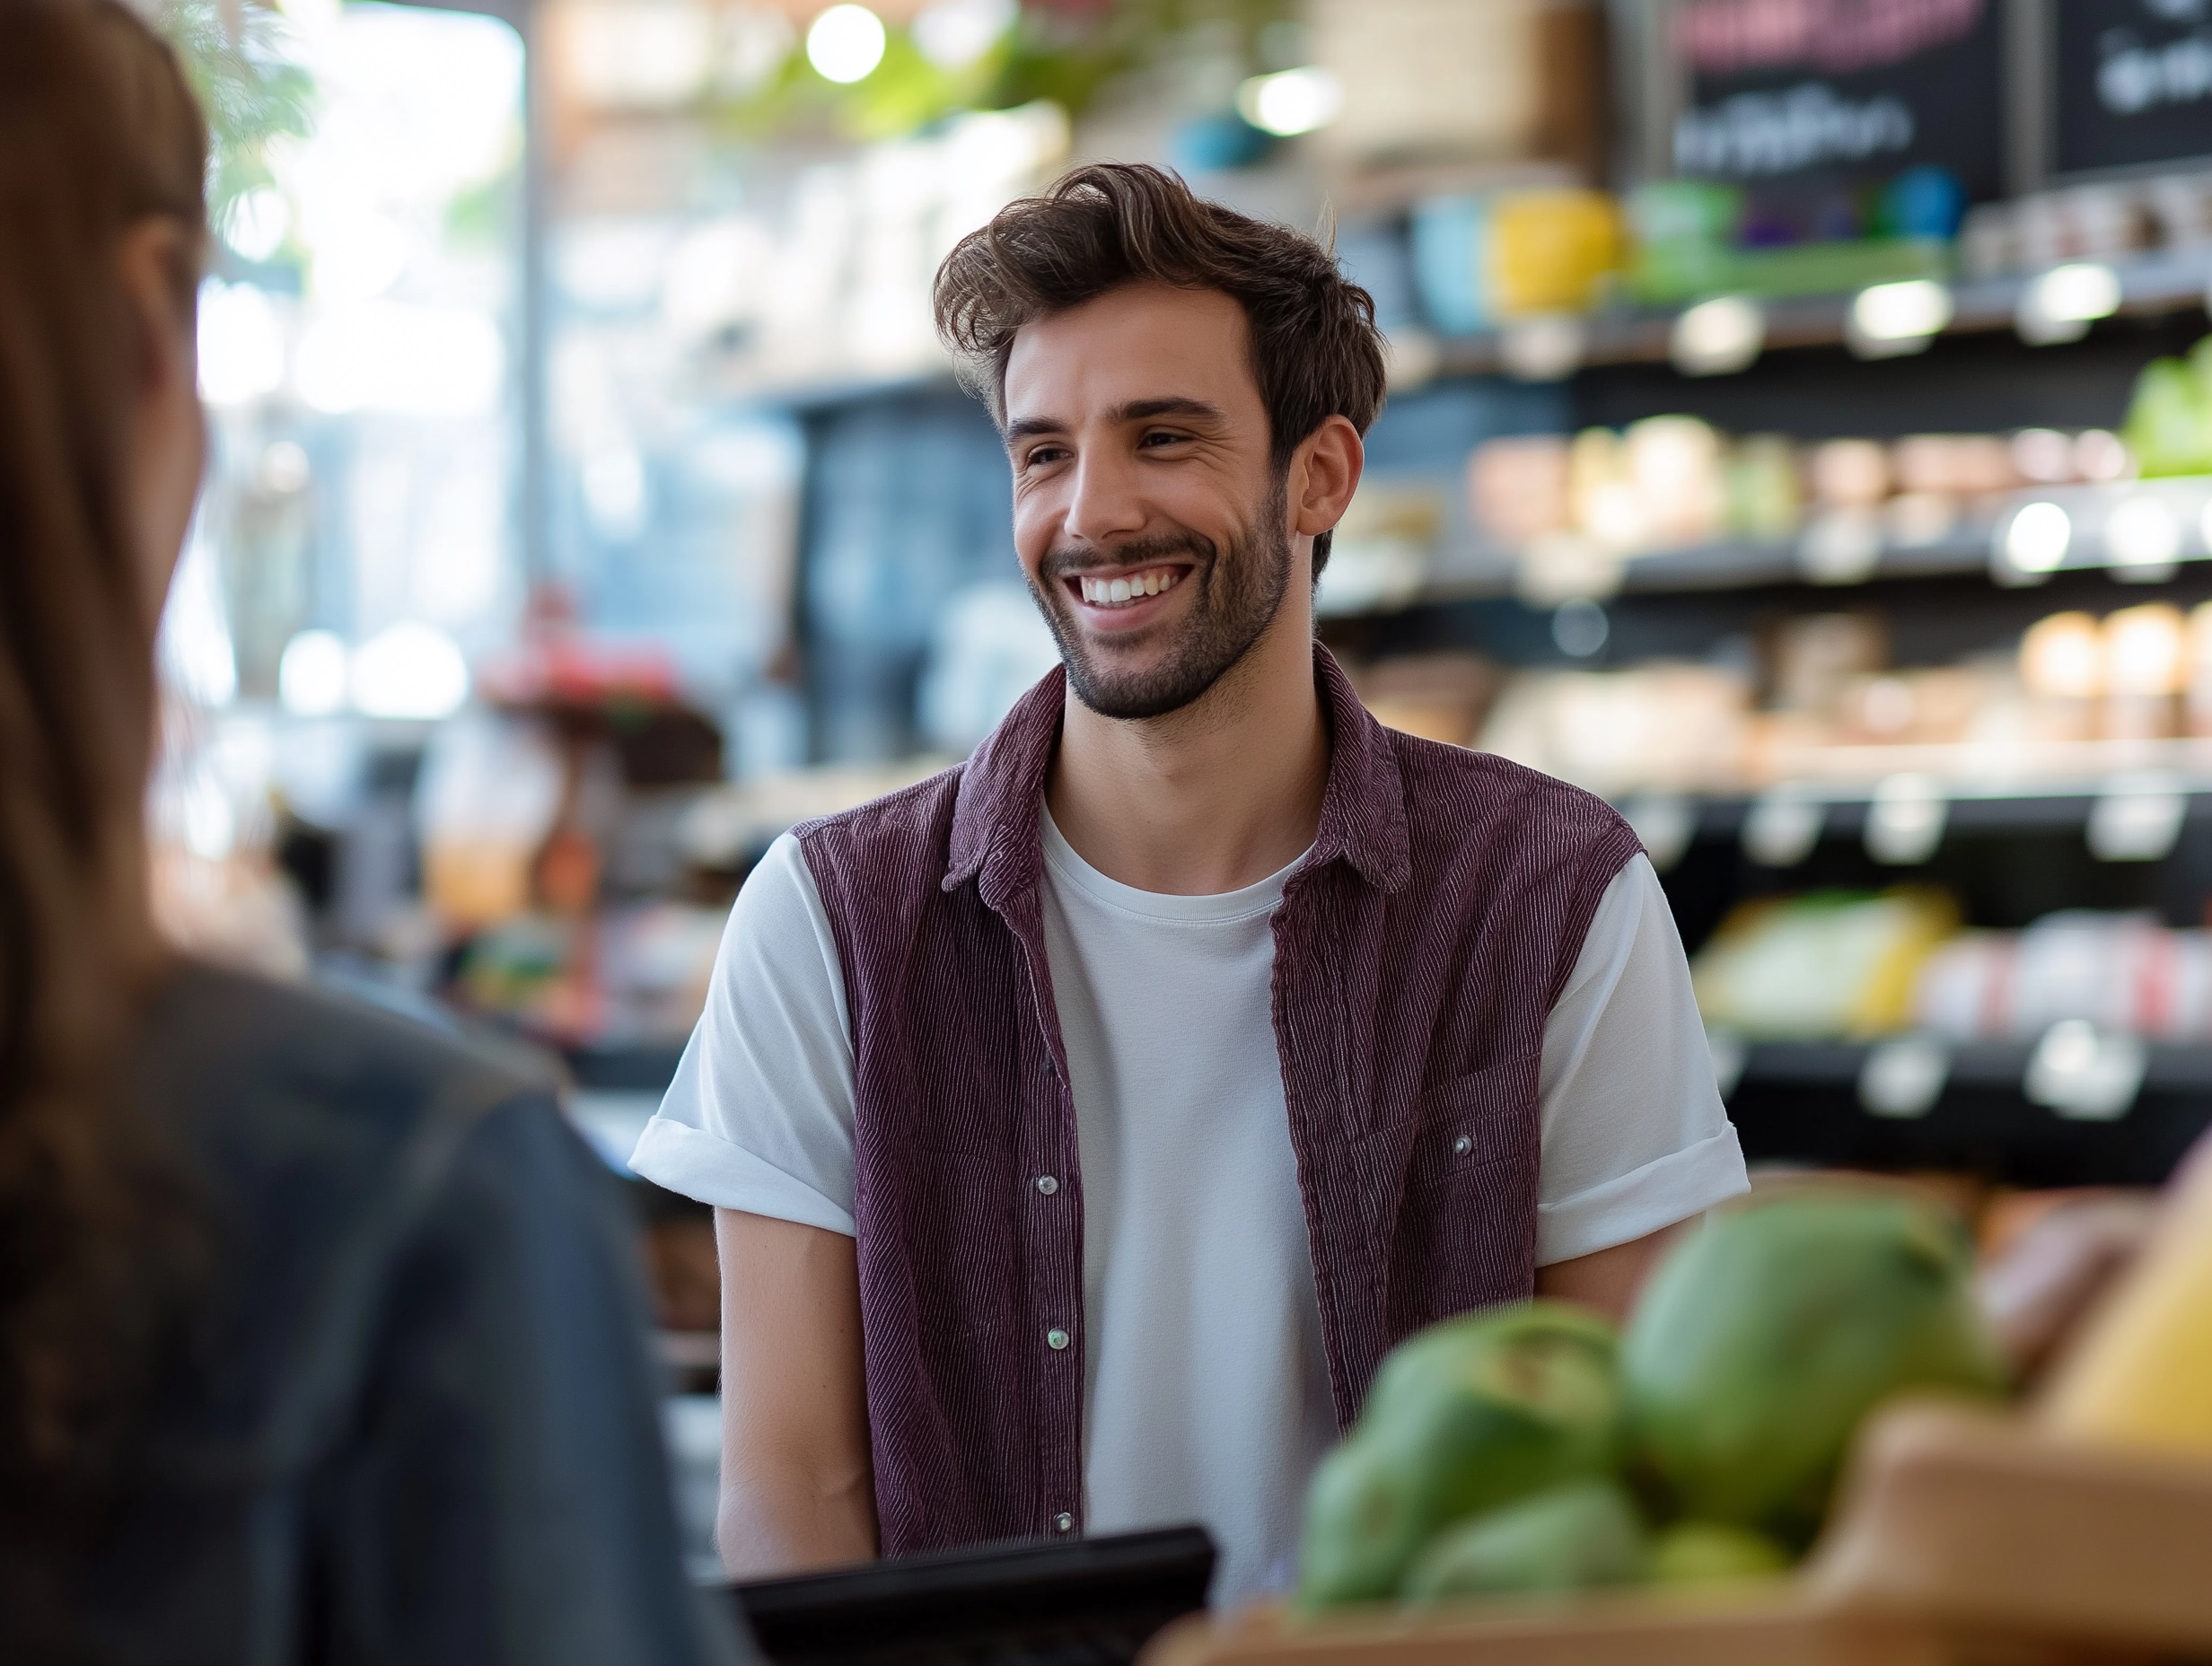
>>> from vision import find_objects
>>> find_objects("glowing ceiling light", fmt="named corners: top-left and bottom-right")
top-left (278, 628), bottom-right (351, 716)
top-left (351, 622), bottom-right (470, 720)
top-left (1669, 295), bottom-right (1764, 377)
top-left (1234, 66), bottom-right (1344, 137)
top-left (2005, 500), bottom-right (2073, 574)
top-left (807, 4), bottom-right (885, 83)
top-left (1848, 279), bottom-right (1953, 357)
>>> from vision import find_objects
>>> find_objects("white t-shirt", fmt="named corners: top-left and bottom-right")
top-left (632, 820), bottom-right (1747, 1603)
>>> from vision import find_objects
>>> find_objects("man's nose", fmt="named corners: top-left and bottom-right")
top-left (1061, 448), bottom-right (1148, 550)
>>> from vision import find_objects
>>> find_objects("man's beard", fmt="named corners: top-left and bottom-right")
top-left (1028, 481), bottom-right (1292, 722)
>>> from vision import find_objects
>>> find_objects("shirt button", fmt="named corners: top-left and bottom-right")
top-left (1053, 1512), bottom-right (1075, 1533)
top-left (1046, 1327), bottom-right (1070, 1351)
top-left (1036, 1175), bottom-right (1059, 1196)
top-left (1453, 1134), bottom-right (1474, 1156)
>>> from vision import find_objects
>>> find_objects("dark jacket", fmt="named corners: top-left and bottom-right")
top-left (795, 644), bottom-right (1642, 1556)
top-left (3, 963), bottom-right (743, 1666)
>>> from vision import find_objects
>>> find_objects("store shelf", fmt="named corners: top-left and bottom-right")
top-left (1358, 526), bottom-right (1997, 613)
top-left (1723, 1036), bottom-right (2212, 1187)
top-left (1636, 762), bottom-right (2212, 828)
top-left (1336, 477), bottom-right (2212, 617)
top-left (1425, 246), bottom-right (2212, 381)
top-left (728, 250), bottom-right (2211, 419)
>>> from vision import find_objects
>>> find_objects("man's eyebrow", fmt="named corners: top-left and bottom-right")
top-left (1003, 397), bottom-right (1229, 450)
top-left (1118, 397), bottom-right (1227, 425)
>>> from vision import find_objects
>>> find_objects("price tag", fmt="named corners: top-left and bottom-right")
top-left (1858, 1034), bottom-right (1949, 1120)
top-left (1742, 788), bottom-right (1823, 868)
top-left (1624, 794), bottom-right (1697, 874)
top-left (1798, 511), bottom-right (1883, 585)
top-left (1865, 774), bottom-right (1946, 866)
top-left (2087, 773), bottom-right (2188, 863)
top-left (2024, 1020), bottom-right (2146, 1122)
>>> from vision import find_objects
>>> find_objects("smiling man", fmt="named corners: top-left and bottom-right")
top-left (631, 165), bottom-right (1748, 1602)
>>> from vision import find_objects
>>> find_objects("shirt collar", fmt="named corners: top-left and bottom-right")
top-left (944, 642), bottom-right (1410, 902)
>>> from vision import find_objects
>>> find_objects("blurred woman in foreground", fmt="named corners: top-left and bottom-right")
top-left (0, 4), bottom-right (742, 1661)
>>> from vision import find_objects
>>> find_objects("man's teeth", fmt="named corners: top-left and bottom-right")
top-left (1079, 569), bottom-right (1181, 607)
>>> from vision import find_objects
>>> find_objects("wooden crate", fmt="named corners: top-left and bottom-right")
top-left (1143, 1404), bottom-right (2212, 1666)
top-left (1809, 1401), bottom-right (2212, 1654)
top-left (1145, 1595), bottom-right (1943, 1666)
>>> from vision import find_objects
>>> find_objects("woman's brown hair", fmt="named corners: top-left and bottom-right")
top-left (0, 0), bottom-right (206, 1498)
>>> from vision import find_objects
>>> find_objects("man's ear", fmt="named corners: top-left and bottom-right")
top-left (1289, 415), bottom-right (1363, 540)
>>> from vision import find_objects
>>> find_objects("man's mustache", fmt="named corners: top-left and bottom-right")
top-left (1039, 530), bottom-right (1216, 584)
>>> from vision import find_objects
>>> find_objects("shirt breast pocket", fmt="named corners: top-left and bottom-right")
top-left (1373, 1053), bottom-right (1542, 1333)
top-left (1398, 1054), bottom-right (1540, 1193)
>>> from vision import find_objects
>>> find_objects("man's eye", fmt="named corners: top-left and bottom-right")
top-left (1024, 445), bottom-right (1069, 468)
top-left (1139, 430), bottom-right (1189, 449)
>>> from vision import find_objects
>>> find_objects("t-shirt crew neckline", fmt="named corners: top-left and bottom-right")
top-left (1039, 807), bottom-right (1312, 925)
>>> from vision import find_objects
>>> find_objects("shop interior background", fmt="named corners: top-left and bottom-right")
top-left (155, 0), bottom-right (2212, 1578)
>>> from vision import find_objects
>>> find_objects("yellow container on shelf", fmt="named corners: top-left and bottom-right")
top-left (1488, 189), bottom-right (1622, 318)
top-left (2041, 1145), bottom-right (2212, 1454)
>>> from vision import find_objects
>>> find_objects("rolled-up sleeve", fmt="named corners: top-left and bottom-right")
top-left (628, 833), bottom-right (859, 1236)
top-left (1535, 855), bottom-right (1750, 1266)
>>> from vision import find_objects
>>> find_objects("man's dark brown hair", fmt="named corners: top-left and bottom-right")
top-left (933, 162), bottom-right (1388, 573)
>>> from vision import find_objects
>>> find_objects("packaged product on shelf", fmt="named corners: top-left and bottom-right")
top-left (1566, 425), bottom-right (1637, 548)
top-left (1723, 434), bottom-right (1800, 539)
top-left (1476, 663), bottom-right (1749, 796)
top-left (2102, 602), bottom-right (2188, 740)
top-left (1808, 439), bottom-right (1891, 510)
top-left (1692, 890), bottom-right (1958, 1041)
top-left (1465, 434), bottom-right (1570, 546)
top-left (1768, 612), bottom-right (1888, 717)
top-left (1835, 666), bottom-right (1978, 745)
top-left (1316, 481), bottom-right (1444, 614)
top-left (2012, 426), bottom-right (2079, 485)
top-left (1891, 434), bottom-right (2018, 499)
top-left (1623, 416), bottom-right (1725, 548)
top-left (1355, 653), bottom-right (1501, 749)
top-left (2019, 609), bottom-right (2105, 739)
top-left (2188, 601), bottom-right (2212, 736)
top-left (1912, 912), bottom-right (2212, 1044)
top-left (1488, 189), bottom-right (1623, 318)
top-left (2019, 604), bottom-right (2199, 741)
top-left (1409, 186), bottom-right (1623, 338)
top-left (2122, 334), bottom-right (2212, 479)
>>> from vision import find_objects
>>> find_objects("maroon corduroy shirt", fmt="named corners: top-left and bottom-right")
top-left (794, 644), bottom-right (1643, 1556)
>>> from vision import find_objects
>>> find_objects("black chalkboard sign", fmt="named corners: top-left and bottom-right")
top-left (2054, 0), bottom-right (2212, 177)
top-left (1668, 0), bottom-right (2008, 203)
